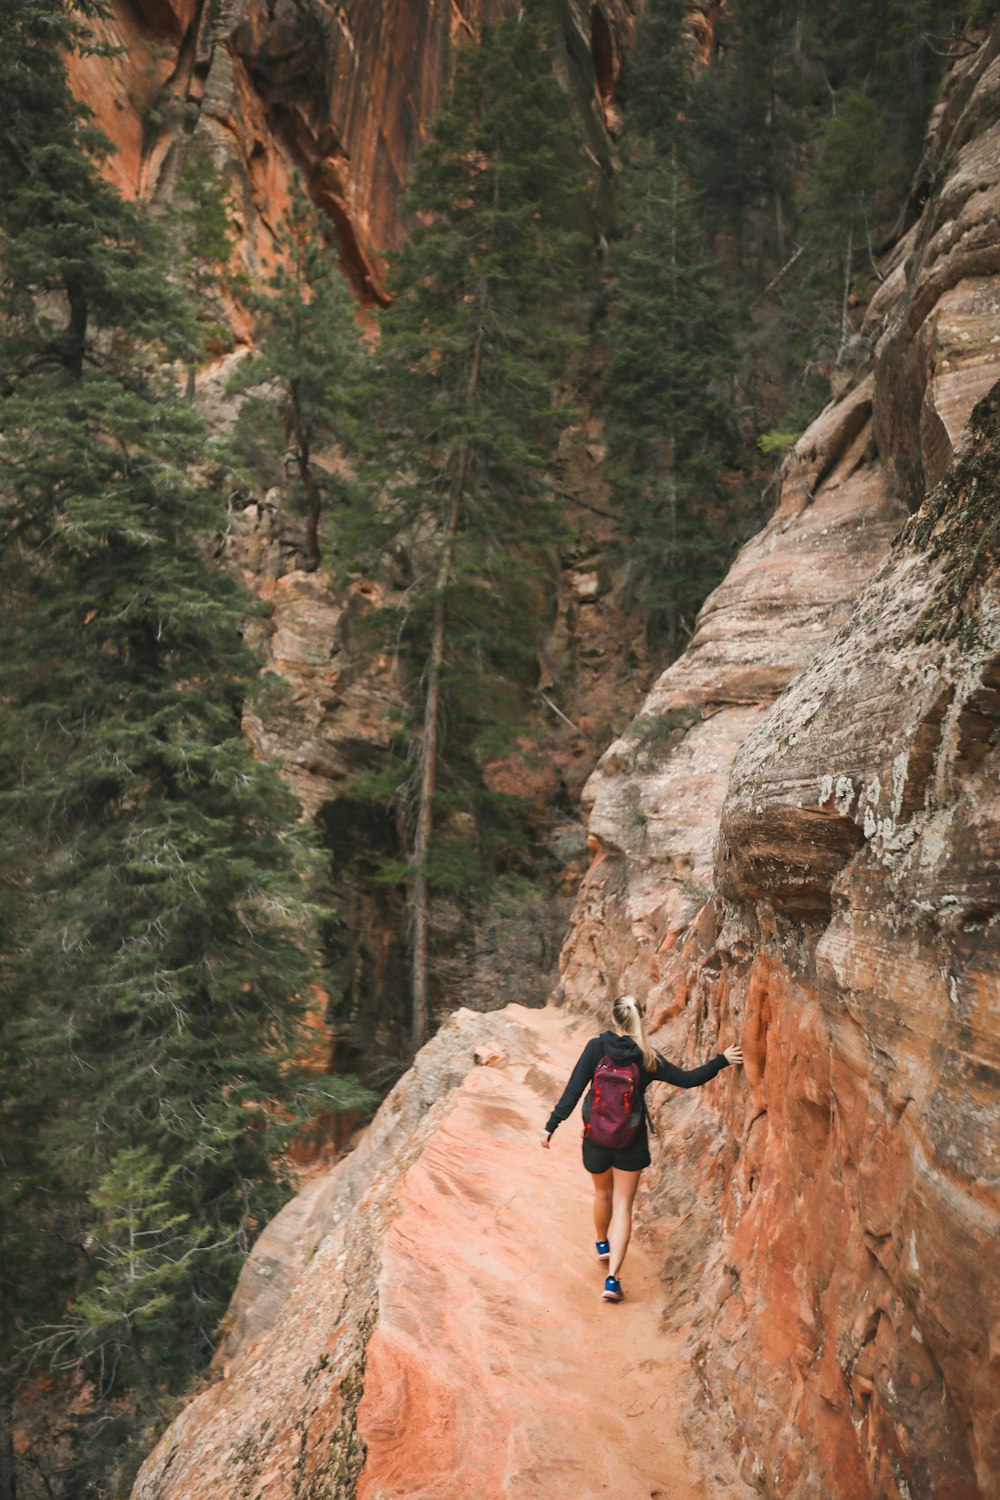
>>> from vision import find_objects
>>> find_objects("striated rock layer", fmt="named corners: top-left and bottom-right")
top-left (114, 15), bottom-right (998, 1500)
top-left (558, 26), bottom-right (1000, 1500)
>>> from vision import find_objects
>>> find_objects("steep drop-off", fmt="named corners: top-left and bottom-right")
top-left (559, 27), bottom-right (1000, 1500)
top-left (67, 0), bottom-right (653, 1077)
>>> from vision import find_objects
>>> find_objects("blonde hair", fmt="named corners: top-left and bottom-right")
top-left (612, 994), bottom-right (657, 1071)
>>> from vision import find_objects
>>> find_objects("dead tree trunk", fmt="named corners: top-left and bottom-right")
top-left (409, 487), bottom-right (461, 1053)
top-left (290, 379), bottom-right (322, 571)
top-left (410, 321), bottom-right (484, 1053)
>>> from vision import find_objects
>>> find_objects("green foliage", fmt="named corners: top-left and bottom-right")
top-left (174, 148), bottom-right (238, 393)
top-left (346, 1), bottom-right (589, 887)
top-left (606, 10), bottom-right (742, 661)
top-left (228, 188), bottom-right (369, 567)
top-left (0, 2), bottom-right (371, 1489)
top-left (802, 91), bottom-right (885, 230)
top-left (0, 0), bottom-right (191, 380)
top-left (49, 1150), bottom-right (204, 1397)
top-left (605, 0), bottom-right (984, 663)
top-left (681, 0), bottom-right (985, 366)
top-left (757, 427), bottom-right (802, 457)
top-left (361, 5), bottom-right (586, 548)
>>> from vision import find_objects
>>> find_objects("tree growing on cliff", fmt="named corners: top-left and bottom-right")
top-left (228, 188), bottom-right (369, 570)
top-left (174, 146), bottom-right (238, 400)
top-left (347, 1), bottom-right (588, 1051)
top-left (0, 3), bottom-right (369, 1491)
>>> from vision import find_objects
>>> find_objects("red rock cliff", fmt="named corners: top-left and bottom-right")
top-left (558, 26), bottom-right (1000, 1500)
top-left (69, 0), bottom-right (635, 298)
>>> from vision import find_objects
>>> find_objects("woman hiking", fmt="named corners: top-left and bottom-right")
top-left (540, 994), bottom-right (743, 1302)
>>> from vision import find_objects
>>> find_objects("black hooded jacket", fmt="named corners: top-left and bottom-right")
top-left (544, 1030), bottom-right (729, 1138)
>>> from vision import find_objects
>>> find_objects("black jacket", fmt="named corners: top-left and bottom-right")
top-left (544, 1030), bottom-right (729, 1137)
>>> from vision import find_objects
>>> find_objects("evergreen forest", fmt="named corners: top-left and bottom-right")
top-left (0, 0), bottom-right (988, 1494)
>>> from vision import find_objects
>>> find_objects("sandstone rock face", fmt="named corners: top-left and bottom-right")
top-left (70, 0), bottom-right (634, 296)
top-left (710, 396), bottom-right (1000, 1498)
top-left (562, 369), bottom-right (905, 1018)
top-left (98, 15), bottom-right (1000, 1500)
top-left (132, 1004), bottom-right (753, 1500)
top-left (557, 29), bottom-right (1000, 1500)
top-left (872, 29), bottom-right (1000, 506)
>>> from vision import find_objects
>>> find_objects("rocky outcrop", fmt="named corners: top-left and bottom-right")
top-left (705, 389), bottom-right (1000, 1500)
top-left (132, 1004), bottom-right (754, 1500)
top-left (69, 0), bottom-right (635, 297)
top-left (557, 27), bottom-right (1000, 1500)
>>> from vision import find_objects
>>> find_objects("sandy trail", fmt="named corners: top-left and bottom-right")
top-left (356, 1004), bottom-right (714, 1500)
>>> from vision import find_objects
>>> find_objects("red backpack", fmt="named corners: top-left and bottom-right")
top-left (582, 1053), bottom-right (643, 1148)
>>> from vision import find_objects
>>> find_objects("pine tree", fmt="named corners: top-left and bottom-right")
top-left (46, 1150), bottom-right (204, 1413)
top-left (174, 147), bottom-right (237, 400)
top-left (0, 2), bottom-right (369, 1490)
top-left (606, 2), bottom-right (740, 662)
top-left (607, 159), bottom-right (739, 660)
top-left (228, 188), bottom-right (368, 570)
top-left (348, 0), bottom-right (589, 1050)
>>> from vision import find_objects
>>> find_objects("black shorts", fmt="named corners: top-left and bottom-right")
top-left (582, 1130), bottom-right (651, 1174)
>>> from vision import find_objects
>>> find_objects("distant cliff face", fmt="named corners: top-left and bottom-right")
top-left (559, 26), bottom-right (1000, 1500)
top-left (69, 0), bottom-right (635, 298)
top-left (65, 0), bottom-right (648, 1076)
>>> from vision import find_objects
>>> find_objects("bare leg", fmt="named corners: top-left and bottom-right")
top-left (591, 1166), bottom-right (613, 1242)
top-left (608, 1167), bottom-right (642, 1280)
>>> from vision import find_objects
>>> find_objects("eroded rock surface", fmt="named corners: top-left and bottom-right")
top-left (132, 1005), bottom-right (753, 1500)
top-left (70, 0), bottom-right (633, 297)
top-left (558, 28), bottom-right (1000, 1500)
top-left (99, 14), bottom-right (1000, 1500)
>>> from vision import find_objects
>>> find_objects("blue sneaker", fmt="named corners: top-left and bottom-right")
top-left (602, 1275), bottom-right (623, 1302)
top-left (595, 1240), bottom-right (610, 1262)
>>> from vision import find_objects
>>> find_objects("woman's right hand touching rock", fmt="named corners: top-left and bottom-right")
top-left (723, 1044), bottom-right (744, 1067)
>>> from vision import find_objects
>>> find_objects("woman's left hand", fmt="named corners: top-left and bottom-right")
top-left (539, 1130), bottom-right (552, 1149)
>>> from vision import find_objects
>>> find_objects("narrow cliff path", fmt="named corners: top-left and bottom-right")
top-left (133, 1004), bottom-right (753, 1500)
top-left (356, 1005), bottom-right (732, 1500)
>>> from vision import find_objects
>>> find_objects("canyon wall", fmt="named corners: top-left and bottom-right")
top-left (70, 0), bottom-right (635, 297)
top-left (112, 12), bottom-right (997, 1500)
top-left (558, 27), bottom-right (1000, 1500)
top-left (67, 0), bottom-right (650, 1076)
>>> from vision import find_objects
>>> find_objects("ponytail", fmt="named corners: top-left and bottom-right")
top-left (611, 994), bottom-right (657, 1071)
